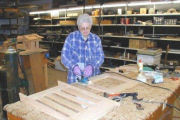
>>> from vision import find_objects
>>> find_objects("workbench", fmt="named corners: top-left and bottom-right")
top-left (4, 65), bottom-right (180, 120)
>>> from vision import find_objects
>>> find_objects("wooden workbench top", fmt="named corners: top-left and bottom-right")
top-left (4, 65), bottom-right (180, 120)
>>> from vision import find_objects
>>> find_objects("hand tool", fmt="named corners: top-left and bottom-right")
top-left (104, 92), bottom-right (143, 101)
top-left (104, 92), bottom-right (144, 110)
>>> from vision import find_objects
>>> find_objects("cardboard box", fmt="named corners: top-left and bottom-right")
top-left (127, 10), bottom-right (132, 15)
top-left (101, 20), bottom-right (112, 24)
top-left (129, 39), bottom-right (147, 49)
top-left (140, 8), bottom-right (147, 14)
top-left (59, 20), bottom-right (76, 25)
top-left (92, 18), bottom-right (98, 24)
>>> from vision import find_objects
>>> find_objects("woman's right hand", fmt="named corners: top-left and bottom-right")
top-left (73, 65), bottom-right (81, 76)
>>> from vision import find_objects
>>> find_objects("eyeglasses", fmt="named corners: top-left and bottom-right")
top-left (79, 26), bottom-right (91, 31)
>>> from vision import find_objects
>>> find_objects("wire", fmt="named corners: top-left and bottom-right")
top-left (104, 71), bottom-right (180, 100)
top-left (134, 99), bottom-right (180, 112)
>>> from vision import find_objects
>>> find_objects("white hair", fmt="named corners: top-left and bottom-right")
top-left (77, 14), bottom-right (92, 27)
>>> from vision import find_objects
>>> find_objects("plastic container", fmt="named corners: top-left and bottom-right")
top-left (137, 54), bottom-right (161, 65)
top-left (137, 59), bottom-right (143, 73)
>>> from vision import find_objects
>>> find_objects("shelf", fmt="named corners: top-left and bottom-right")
top-left (29, 2), bottom-right (180, 65)
top-left (105, 56), bottom-right (137, 62)
top-left (30, 23), bottom-right (180, 28)
top-left (53, 16), bottom-right (77, 20)
top-left (97, 13), bottom-right (180, 17)
top-left (162, 49), bottom-right (180, 54)
top-left (61, 34), bottom-right (68, 36)
top-left (40, 41), bottom-right (64, 44)
top-left (103, 45), bottom-right (139, 51)
top-left (94, 24), bottom-right (180, 27)
top-left (103, 45), bottom-right (180, 55)
top-left (100, 35), bottom-right (180, 42)
top-left (30, 24), bottom-right (76, 27)
top-left (36, 13), bottom-right (180, 20)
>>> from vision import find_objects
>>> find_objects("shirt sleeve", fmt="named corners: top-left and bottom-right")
top-left (93, 36), bottom-right (104, 68)
top-left (61, 34), bottom-right (76, 70)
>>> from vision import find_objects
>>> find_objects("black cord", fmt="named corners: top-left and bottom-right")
top-left (134, 99), bottom-right (180, 112)
top-left (105, 71), bottom-right (180, 100)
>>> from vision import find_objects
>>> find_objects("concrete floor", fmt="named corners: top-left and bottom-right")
top-left (47, 67), bottom-right (67, 88)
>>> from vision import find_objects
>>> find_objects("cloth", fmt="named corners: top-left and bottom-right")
top-left (83, 65), bottom-right (93, 77)
top-left (61, 30), bottom-right (104, 84)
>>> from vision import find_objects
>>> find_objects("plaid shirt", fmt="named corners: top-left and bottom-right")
top-left (61, 30), bottom-right (104, 84)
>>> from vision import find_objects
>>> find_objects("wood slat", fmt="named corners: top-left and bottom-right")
top-left (46, 93), bottom-right (84, 112)
top-left (54, 91), bottom-right (90, 108)
top-left (63, 88), bottom-right (99, 104)
top-left (37, 97), bottom-right (77, 117)
top-left (58, 81), bottom-right (101, 102)
top-left (19, 93), bottom-right (68, 120)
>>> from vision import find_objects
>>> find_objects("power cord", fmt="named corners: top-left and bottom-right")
top-left (134, 99), bottom-right (180, 112)
top-left (104, 71), bottom-right (180, 101)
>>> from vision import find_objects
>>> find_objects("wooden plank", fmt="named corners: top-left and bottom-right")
top-left (37, 97), bottom-right (77, 117)
top-left (44, 64), bottom-right (48, 89)
top-left (46, 93), bottom-right (84, 112)
top-left (87, 73), bottom-right (139, 94)
top-left (58, 81), bottom-right (100, 103)
top-left (71, 100), bottom-right (118, 120)
top-left (19, 93), bottom-right (69, 120)
top-left (63, 88), bottom-right (99, 103)
top-left (29, 53), bottom-right (46, 93)
top-left (17, 82), bottom-right (118, 120)
top-left (54, 91), bottom-right (91, 108)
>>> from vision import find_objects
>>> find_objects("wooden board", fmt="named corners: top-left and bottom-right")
top-left (19, 81), bottom-right (117, 120)
top-left (79, 73), bottom-right (139, 95)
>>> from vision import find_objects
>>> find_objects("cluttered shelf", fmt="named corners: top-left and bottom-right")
top-left (30, 13), bottom-right (180, 20)
top-left (39, 41), bottom-right (64, 44)
top-left (105, 56), bottom-right (137, 63)
top-left (100, 35), bottom-right (180, 42)
top-left (103, 45), bottom-right (180, 55)
top-left (30, 24), bottom-right (180, 27)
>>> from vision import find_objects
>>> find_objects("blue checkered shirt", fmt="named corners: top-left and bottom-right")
top-left (61, 30), bottom-right (104, 84)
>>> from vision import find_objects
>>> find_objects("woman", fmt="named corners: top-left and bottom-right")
top-left (61, 13), bottom-right (104, 84)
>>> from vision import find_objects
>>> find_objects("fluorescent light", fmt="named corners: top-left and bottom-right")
top-left (33, 17), bottom-right (40, 20)
top-left (128, 1), bottom-right (151, 6)
top-left (172, 0), bottom-right (180, 4)
top-left (92, 5), bottom-right (101, 9)
top-left (67, 7), bottom-right (83, 11)
top-left (30, 11), bottom-right (51, 15)
top-left (102, 3), bottom-right (126, 8)
top-left (30, 9), bottom-right (66, 15)
top-left (84, 6), bottom-right (93, 10)
top-left (152, 1), bottom-right (172, 5)
top-left (152, 0), bottom-right (180, 5)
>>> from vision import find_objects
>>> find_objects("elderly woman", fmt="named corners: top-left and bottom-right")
top-left (61, 13), bottom-right (104, 84)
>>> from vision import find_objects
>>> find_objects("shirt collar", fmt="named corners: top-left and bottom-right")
top-left (78, 30), bottom-right (91, 42)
